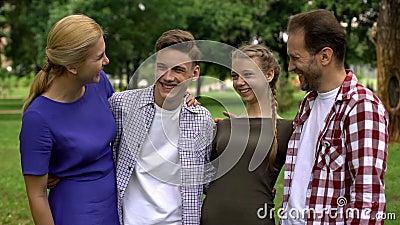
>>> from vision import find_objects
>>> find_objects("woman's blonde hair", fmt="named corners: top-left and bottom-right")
top-left (22, 14), bottom-right (104, 112)
top-left (232, 44), bottom-right (281, 171)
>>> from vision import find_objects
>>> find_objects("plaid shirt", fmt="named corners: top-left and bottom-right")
top-left (282, 70), bottom-right (389, 225)
top-left (109, 85), bottom-right (214, 225)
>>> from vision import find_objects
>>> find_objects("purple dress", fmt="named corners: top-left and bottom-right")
top-left (19, 71), bottom-right (119, 225)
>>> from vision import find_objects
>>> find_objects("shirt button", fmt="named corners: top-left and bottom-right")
top-left (322, 141), bottom-right (331, 147)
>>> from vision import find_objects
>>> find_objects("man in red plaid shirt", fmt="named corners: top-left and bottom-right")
top-left (280, 9), bottom-right (389, 225)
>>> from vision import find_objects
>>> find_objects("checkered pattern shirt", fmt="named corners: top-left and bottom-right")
top-left (282, 70), bottom-right (389, 225)
top-left (108, 85), bottom-right (214, 225)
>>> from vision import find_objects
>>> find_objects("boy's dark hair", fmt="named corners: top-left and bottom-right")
top-left (155, 29), bottom-right (201, 65)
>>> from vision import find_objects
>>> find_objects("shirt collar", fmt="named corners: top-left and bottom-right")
top-left (336, 69), bottom-right (357, 101)
top-left (294, 69), bottom-right (355, 126)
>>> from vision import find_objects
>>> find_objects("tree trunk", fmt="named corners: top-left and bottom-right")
top-left (376, 0), bottom-right (400, 142)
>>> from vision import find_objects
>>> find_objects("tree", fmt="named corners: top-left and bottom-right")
top-left (183, 0), bottom-right (307, 99)
top-left (299, 0), bottom-right (380, 67)
top-left (3, 0), bottom-right (70, 75)
top-left (1, 0), bottom-right (388, 97)
top-left (375, 0), bottom-right (400, 142)
top-left (69, 0), bottom-right (189, 89)
top-left (2, 0), bottom-right (190, 89)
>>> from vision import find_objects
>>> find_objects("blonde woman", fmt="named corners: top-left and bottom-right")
top-left (19, 15), bottom-right (119, 225)
top-left (201, 44), bottom-right (292, 225)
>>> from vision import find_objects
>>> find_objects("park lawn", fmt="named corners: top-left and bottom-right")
top-left (2, 87), bottom-right (29, 100)
top-left (0, 98), bottom-right (24, 111)
top-left (197, 89), bottom-right (302, 120)
top-left (0, 113), bottom-right (32, 225)
top-left (384, 142), bottom-right (400, 220)
top-left (197, 89), bottom-right (247, 118)
top-left (1, 92), bottom-right (399, 224)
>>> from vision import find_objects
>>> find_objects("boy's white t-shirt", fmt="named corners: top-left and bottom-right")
top-left (123, 104), bottom-right (182, 225)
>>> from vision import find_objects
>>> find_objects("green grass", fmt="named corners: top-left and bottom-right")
top-left (1, 91), bottom-right (399, 224)
top-left (0, 99), bottom-right (24, 111)
top-left (0, 98), bottom-right (32, 224)
top-left (197, 90), bottom-right (246, 119)
top-left (2, 87), bottom-right (29, 99)
top-left (0, 113), bottom-right (32, 225)
top-left (384, 142), bottom-right (400, 220)
top-left (197, 90), bottom-right (304, 120)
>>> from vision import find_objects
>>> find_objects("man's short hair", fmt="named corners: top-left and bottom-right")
top-left (287, 9), bottom-right (346, 64)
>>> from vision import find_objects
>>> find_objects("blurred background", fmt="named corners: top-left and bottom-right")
top-left (0, 0), bottom-right (386, 111)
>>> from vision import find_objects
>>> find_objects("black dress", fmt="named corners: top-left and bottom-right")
top-left (201, 118), bottom-right (293, 225)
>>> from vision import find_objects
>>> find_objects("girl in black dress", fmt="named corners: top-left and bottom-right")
top-left (201, 44), bottom-right (293, 225)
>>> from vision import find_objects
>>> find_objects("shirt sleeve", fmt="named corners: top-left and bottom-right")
top-left (19, 111), bottom-right (53, 175)
top-left (345, 99), bottom-right (388, 224)
top-left (108, 93), bottom-right (122, 166)
top-left (201, 110), bottom-right (215, 192)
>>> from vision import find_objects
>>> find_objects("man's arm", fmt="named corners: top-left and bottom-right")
top-left (46, 174), bottom-right (60, 189)
top-left (200, 110), bottom-right (215, 193)
top-left (108, 93), bottom-right (123, 165)
top-left (345, 99), bottom-right (388, 224)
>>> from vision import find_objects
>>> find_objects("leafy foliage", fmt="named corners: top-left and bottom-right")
top-left (0, 0), bottom-right (381, 89)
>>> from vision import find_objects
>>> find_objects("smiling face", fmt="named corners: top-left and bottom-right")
top-left (75, 37), bottom-right (109, 84)
top-left (231, 57), bottom-right (270, 105)
top-left (154, 48), bottom-right (199, 108)
top-left (287, 31), bottom-right (322, 92)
